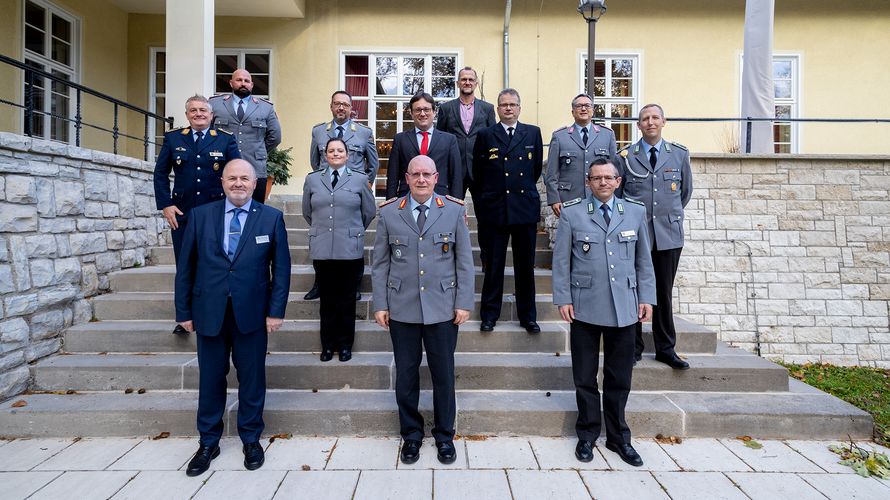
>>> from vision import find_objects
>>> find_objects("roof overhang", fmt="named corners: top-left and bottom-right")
top-left (109, 0), bottom-right (306, 18)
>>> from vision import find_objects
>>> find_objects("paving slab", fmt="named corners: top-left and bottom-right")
top-left (799, 473), bottom-right (890, 499)
top-left (34, 438), bottom-right (142, 471)
top-left (273, 470), bottom-right (359, 499)
top-left (653, 471), bottom-right (748, 500)
top-left (261, 437), bottom-right (336, 471)
top-left (783, 440), bottom-right (857, 473)
top-left (110, 470), bottom-right (207, 499)
top-left (580, 470), bottom-right (670, 500)
top-left (28, 471), bottom-right (137, 500)
top-left (353, 470), bottom-right (432, 500)
top-left (0, 472), bottom-right (62, 499)
top-left (325, 437), bottom-right (400, 470)
top-left (433, 469), bottom-right (512, 500)
top-left (507, 469), bottom-right (591, 500)
top-left (718, 438), bottom-right (823, 473)
top-left (465, 437), bottom-right (538, 469)
top-left (727, 472), bottom-right (827, 500)
top-left (656, 438), bottom-right (752, 472)
top-left (397, 439), bottom-right (468, 469)
top-left (192, 470), bottom-right (287, 500)
top-left (0, 438), bottom-right (74, 471)
top-left (600, 439), bottom-right (681, 472)
top-left (528, 437), bottom-right (609, 470)
top-left (108, 438), bottom-right (197, 471)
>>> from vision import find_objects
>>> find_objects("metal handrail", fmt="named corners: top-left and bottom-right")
top-left (0, 53), bottom-right (174, 161)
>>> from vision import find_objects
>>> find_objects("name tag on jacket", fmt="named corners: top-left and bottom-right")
top-left (255, 235), bottom-right (270, 244)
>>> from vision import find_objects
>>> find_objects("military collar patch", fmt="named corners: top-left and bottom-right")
top-left (435, 197), bottom-right (445, 208)
top-left (209, 129), bottom-right (217, 137)
top-left (398, 198), bottom-right (408, 210)
top-left (180, 128), bottom-right (191, 135)
top-left (617, 202), bottom-right (624, 214)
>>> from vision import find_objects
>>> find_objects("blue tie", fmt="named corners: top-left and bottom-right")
top-left (600, 204), bottom-right (611, 226)
top-left (227, 207), bottom-right (244, 260)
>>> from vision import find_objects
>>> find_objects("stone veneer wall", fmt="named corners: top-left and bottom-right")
top-left (0, 132), bottom-right (166, 399)
top-left (543, 154), bottom-right (890, 367)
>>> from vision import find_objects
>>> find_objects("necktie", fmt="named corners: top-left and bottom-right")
top-left (194, 130), bottom-right (203, 147)
top-left (227, 207), bottom-right (244, 260)
top-left (649, 146), bottom-right (658, 169)
top-left (507, 126), bottom-right (514, 139)
top-left (337, 126), bottom-right (344, 139)
top-left (420, 131), bottom-right (429, 155)
top-left (600, 204), bottom-right (611, 226)
top-left (416, 205), bottom-right (428, 232)
top-left (331, 169), bottom-right (339, 188)
top-left (581, 127), bottom-right (589, 146)
top-left (237, 100), bottom-right (245, 122)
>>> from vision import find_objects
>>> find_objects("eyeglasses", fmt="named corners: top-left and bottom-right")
top-left (412, 107), bottom-right (434, 115)
top-left (573, 103), bottom-right (593, 110)
top-left (408, 172), bottom-right (437, 180)
top-left (498, 103), bottom-right (520, 109)
top-left (587, 175), bottom-right (618, 182)
top-left (332, 102), bottom-right (352, 108)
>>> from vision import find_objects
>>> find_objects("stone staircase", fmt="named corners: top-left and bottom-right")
top-left (0, 196), bottom-right (873, 440)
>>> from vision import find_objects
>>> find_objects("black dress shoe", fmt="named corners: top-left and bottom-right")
top-left (400, 439), bottom-right (421, 464)
top-left (320, 349), bottom-right (334, 362)
top-left (243, 441), bottom-right (265, 470)
top-left (436, 440), bottom-right (457, 464)
top-left (655, 352), bottom-right (690, 370)
top-left (339, 348), bottom-right (352, 362)
top-left (480, 321), bottom-right (495, 332)
top-left (606, 441), bottom-right (643, 467)
top-left (520, 321), bottom-right (541, 334)
top-left (303, 282), bottom-right (320, 300)
top-left (172, 324), bottom-right (189, 335)
top-left (186, 444), bottom-right (220, 476)
top-left (575, 440), bottom-right (595, 463)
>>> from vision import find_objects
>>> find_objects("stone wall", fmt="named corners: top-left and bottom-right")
top-left (544, 154), bottom-right (890, 367)
top-left (0, 132), bottom-right (165, 399)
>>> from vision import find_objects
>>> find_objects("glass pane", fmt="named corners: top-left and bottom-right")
top-left (402, 103), bottom-right (412, 121)
top-left (403, 57), bottom-right (424, 76)
top-left (51, 14), bottom-right (71, 42)
top-left (774, 142), bottom-right (790, 154)
top-left (402, 76), bottom-right (423, 95)
top-left (345, 55), bottom-right (368, 75)
top-left (376, 102), bottom-right (398, 120)
top-left (611, 104), bottom-right (632, 118)
top-left (352, 100), bottom-right (368, 120)
top-left (155, 72), bottom-right (165, 94)
top-left (774, 124), bottom-right (791, 143)
top-left (51, 38), bottom-right (70, 66)
top-left (376, 121), bottom-right (396, 140)
top-left (215, 75), bottom-right (229, 93)
top-left (26, 1), bottom-right (45, 29)
top-left (775, 105), bottom-right (791, 119)
top-left (377, 142), bottom-right (392, 160)
top-left (432, 77), bottom-right (455, 98)
top-left (252, 75), bottom-right (269, 96)
top-left (773, 60), bottom-right (792, 79)
top-left (613, 123), bottom-right (632, 145)
top-left (245, 53), bottom-right (269, 73)
top-left (594, 59), bottom-right (606, 78)
top-left (593, 103), bottom-right (606, 118)
top-left (156, 51), bottom-right (165, 72)
top-left (51, 93), bottom-right (69, 141)
top-left (611, 78), bottom-right (630, 97)
top-left (216, 55), bottom-right (238, 75)
top-left (774, 80), bottom-right (792, 99)
top-left (432, 56), bottom-right (455, 77)
top-left (612, 59), bottom-right (632, 78)
top-left (376, 75), bottom-right (397, 95)
top-left (155, 96), bottom-right (165, 117)
top-left (593, 78), bottom-right (605, 97)
top-left (376, 57), bottom-right (397, 76)
top-left (26, 26), bottom-right (45, 55)
top-left (345, 76), bottom-right (369, 97)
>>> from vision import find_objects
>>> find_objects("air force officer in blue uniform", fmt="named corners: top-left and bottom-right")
top-left (175, 159), bottom-right (290, 476)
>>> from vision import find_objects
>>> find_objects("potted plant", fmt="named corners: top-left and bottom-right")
top-left (265, 147), bottom-right (294, 199)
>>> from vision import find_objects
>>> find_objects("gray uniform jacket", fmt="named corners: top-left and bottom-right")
top-left (618, 139), bottom-right (693, 251)
top-left (210, 94), bottom-right (282, 179)
top-left (545, 124), bottom-right (620, 204)
top-left (302, 167), bottom-right (376, 261)
top-left (310, 120), bottom-right (379, 184)
top-left (552, 197), bottom-right (656, 328)
top-left (372, 195), bottom-right (474, 325)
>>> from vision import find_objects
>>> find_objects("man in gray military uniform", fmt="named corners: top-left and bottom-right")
top-left (210, 68), bottom-right (282, 203)
top-left (371, 155), bottom-right (474, 466)
top-left (552, 158), bottom-right (655, 468)
top-left (618, 103), bottom-right (693, 370)
top-left (305, 90), bottom-right (380, 301)
top-left (545, 94), bottom-right (621, 217)
top-left (310, 90), bottom-right (379, 184)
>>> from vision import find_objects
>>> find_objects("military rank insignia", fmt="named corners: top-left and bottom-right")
top-left (489, 153), bottom-right (498, 160)
top-left (435, 197), bottom-right (445, 208)
top-left (582, 242), bottom-right (591, 253)
top-left (617, 203), bottom-right (624, 214)
top-left (671, 182), bottom-right (677, 192)
top-left (528, 152), bottom-right (532, 160)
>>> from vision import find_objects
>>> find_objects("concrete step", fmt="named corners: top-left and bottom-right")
top-left (30, 349), bottom-right (788, 393)
top-left (284, 228), bottom-right (551, 249)
top-left (148, 245), bottom-right (553, 268)
top-left (0, 384), bottom-right (871, 439)
top-left (108, 265), bottom-right (554, 294)
top-left (284, 213), bottom-right (479, 230)
top-left (62, 317), bottom-right (716, 355)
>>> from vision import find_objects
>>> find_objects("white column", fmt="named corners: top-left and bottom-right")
top-left (740, 0), bottom-right (775, 154)
top-left (164, 0), bottom-right (215, 128)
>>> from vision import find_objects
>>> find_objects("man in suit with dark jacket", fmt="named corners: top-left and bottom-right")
top-left (472, 88), bottom-right (544, 334)
top-left (175, 159), bottom-right (291, 476)
top-left (435, 67), bottom-right (496, 199)
top-left (386, 92), bottom-right (462, 199)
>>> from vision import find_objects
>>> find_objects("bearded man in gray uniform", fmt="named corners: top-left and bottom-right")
top-left (545, 94), bottom-right (621, 217)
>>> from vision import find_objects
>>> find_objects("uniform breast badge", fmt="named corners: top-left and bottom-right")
top-left (582, 242), bottom-right (591, 253)
top-left (213, 163), bottom-right (220, 171)
top-left (671, 182), bottom-right (677, 192)
top-left (442, 243), bottom-right (449, 254)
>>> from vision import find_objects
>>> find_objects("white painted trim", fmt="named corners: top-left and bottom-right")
top-left (737, 52), bottom-right (802, 153)
top-left (577, 49), bottom-right (642, 145)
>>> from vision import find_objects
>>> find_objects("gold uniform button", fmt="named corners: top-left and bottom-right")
top-left (505, 172), bottom-right (509, 176)
top-left (420, 270), bottom-right (425, 275)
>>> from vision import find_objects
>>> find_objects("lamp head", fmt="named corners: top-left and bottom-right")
top-left (578, 0), bottom-right (607, 21)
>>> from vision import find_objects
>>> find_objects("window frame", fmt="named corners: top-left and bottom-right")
top-left (578, 50), bottom-right (642, 149)
top-left (738, 52), bottom-right (802, 153)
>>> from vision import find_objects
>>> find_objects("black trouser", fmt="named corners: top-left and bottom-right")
top-left (635, 246), bottom-right (682, 357)
top-left (571, 319), bottom-right (635, 445)
top-left (389, 319), bottom-right (458, 443)
top-left (478, 221), bottom-right (537, 324)
top-left (314, 258), bottom-right (364, 351)
top-left (252, 178), bottom-right (268, 204)
top-left (196, 298), bottom-right (268, 447)
top-left (171, 212), bottom-right (190, 265)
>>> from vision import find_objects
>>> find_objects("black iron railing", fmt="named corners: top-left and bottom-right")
top-left (0, 54), bottom-right (173, 161)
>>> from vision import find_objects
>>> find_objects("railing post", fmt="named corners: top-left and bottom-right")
top-left (113, 102), bottom-right (119, 155)
top-left (143, 113), bottom-right (150, 161)
top-left (75, 89), bottom-right (82, 147)
top-left (24, 68), bottom-right (34, 137)
top-left (745, 119), bottom-right (752, 154)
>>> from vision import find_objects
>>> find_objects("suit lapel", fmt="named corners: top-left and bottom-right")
top-left (231, 202), bottom-right (262, 263)
top-left (212, 201), bottom-right (226, 257)
top-left (633, 141), bottom-right (653, 173)
top-left (320, 168), bottom-right (333, 192)
top-left (241, 98), bottom-right (260, 122)
top-left (341, 122), bottom-right (356, 143)
top-left (225, 97), bottom-right (238, 123)
top-left (589, 205), bottom-right (608, 233)
top-left (568, 125), bottom-right (586, 150)
top-left (398, 197), bottom-right (420, 235)
top-left (420, 198), bottom-right (444, 236)
top-left (468, 103), bottom-right (485, 135)
top-left (493, 124), bottom-right (510, 148)
top-left (654, 144), bottom-right (669, 172)
top-left (607, 203), bottom-right (624, 235)
top-left (405, 128), bottom-right (421, 156)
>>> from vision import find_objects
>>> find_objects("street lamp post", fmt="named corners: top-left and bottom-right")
top-left (578, 0), bottom-right (607, 113)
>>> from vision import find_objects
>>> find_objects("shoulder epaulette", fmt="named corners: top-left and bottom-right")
top-left (307, 168), bottom-right (323, 175)
top-left (179, 127), bottom-right (190, 135)
top-left (215, 128), bottom-right (233, 135)
top-left (379, 197), bottom-right (399, 208)
top-left (562, 197), bottom-right (583, 207)
top-left (553, 126), bottom-right (568, 135)
top-left (257, 96), bottom-right (274, 105)
top-left (356, 121), bottom-right (372, 130)
top-left (624, 197), bottom-right (645, 207)
top-left (209, 94), bottom-right (225, 99)
top-left (670, 141), bottom-right (688, 151)
top-left (444, 195), bottom-right (465, 205)
top-left (312, 122), bottom-right (327, 129)
top-left (169, 126), bottom-right (186, 134)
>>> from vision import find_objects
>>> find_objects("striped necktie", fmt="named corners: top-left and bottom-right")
top-left (227, 207), bottom-right (244, 260)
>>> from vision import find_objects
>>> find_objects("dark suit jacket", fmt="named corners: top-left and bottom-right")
top-left (436, 98), bottom-right (496, 188)
top-left (385, 128), bottom-right (462, 199)
top-left (175, 199), bottom-right (291, 336)
top-left (472, 122), bottom-right (544, 226)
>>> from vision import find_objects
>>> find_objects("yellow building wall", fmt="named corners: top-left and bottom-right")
top-left (0, 0), bottom-right (22, 135)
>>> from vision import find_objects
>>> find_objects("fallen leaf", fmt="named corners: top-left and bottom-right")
top-left (269, 433), bottom-right (292, 443)
top-left (11, 400), bottom-right (27, 408)
top-left (137, 388), bottom-right (146, 394)
top-left (66, 390), bottom-right (76, 395)
top-left (744, 440), bottom-right (763, 449)
top-left (736, 436), bottom-right (752, 442)
top-left (124, 388), bottom-right (134, 394)
top-left (151, 431), bottom-right (171, 440)
top-left (301, 465), bottom-right (311, 471)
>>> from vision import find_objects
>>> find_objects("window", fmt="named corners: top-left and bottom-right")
top-left (341, 52), bottom-right (458, 194)
top-left (579, 53), bottom-right (639, 150)
top-left (22, 0), bottom-right (79, 141)
top-left (739, 54), bottom-right (800, 153)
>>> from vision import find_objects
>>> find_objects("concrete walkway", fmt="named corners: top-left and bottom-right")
top-left (1, 436), bottom-right (888, 499)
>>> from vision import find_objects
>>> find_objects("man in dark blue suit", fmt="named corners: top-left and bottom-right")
top-left (472, 88), bottom-right (544, 334)
top-left (174, 159), bottom-right (290, 476)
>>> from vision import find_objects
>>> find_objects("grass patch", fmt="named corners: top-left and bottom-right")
top-left (783, 363), bottom-right (890, 447)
